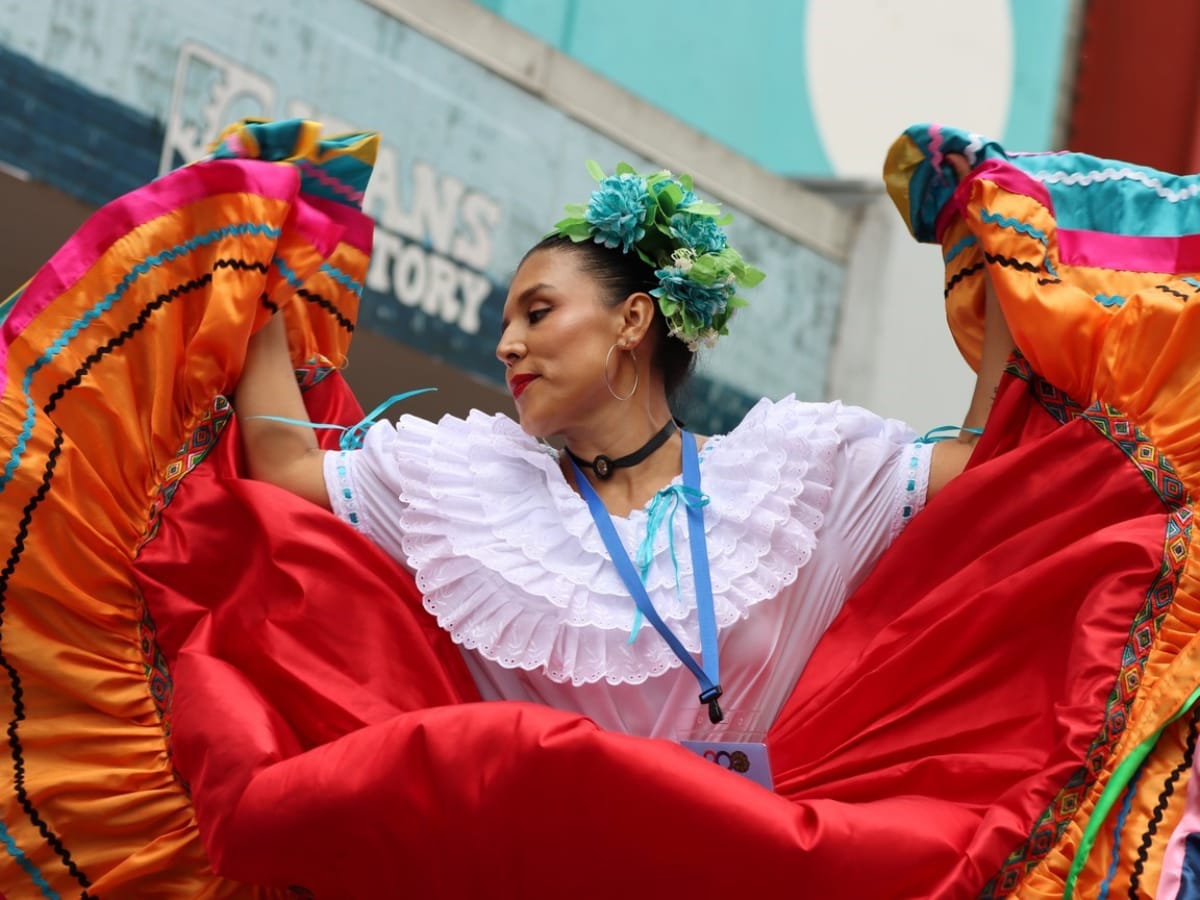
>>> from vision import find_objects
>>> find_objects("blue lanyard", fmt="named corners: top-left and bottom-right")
top-left (568, 430), bottom-right (724, 724)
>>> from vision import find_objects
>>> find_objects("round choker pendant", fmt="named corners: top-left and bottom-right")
top-left (565, 419), bottom-right (677, 481)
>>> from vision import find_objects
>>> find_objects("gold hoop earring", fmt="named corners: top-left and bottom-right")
top-left (604, 342), bottom-right (638, 401)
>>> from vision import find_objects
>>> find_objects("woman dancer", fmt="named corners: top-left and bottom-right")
top-left (1, 120), bottom-right (1197, 898)
top-left (234, 154), bottom-right (1008, 743)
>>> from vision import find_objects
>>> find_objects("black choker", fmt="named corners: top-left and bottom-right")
top-left (565, 420), bottom-right (678, 480)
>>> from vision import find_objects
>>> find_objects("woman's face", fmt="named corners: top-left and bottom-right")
top-left (496, 248), bottom-right (625, 437)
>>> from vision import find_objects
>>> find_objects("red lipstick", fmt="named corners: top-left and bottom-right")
top-left (509, 373), bottom-right (539, 398)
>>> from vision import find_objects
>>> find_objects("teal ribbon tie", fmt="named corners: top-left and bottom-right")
top-left (629, 483), bottom-right (710, 643)
top-left (244, 388), bottom-right (437, 449)
top-left (917, 424), bottom-right (984, 444)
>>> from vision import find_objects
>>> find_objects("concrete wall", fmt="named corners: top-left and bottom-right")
top-left (0, 0), bottom-right (856, 434)
top-left (472, 0), bottom-right (1080, 428)
top-left (476, 0), bottom-right (1075, 179)
top-left (0, 0), bottom-right (1079, 431)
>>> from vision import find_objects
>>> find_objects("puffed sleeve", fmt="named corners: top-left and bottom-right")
top-left (323, 418), bottom-right (420, 572)
top-left (817, 402), bottom-right (933, 594)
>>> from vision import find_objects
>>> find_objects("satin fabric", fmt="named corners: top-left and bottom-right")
top-left (0, 121), bottom-right (374, 897)
top-left (0, 119), bottom-right (1196, 898)
top-left (888, 124), bottom-right (1200, 896)
top-left (131, 364), bottom-right (1164, 899)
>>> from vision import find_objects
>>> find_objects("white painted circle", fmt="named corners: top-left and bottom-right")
top-left (805, 0), bottom-right (1014, 180)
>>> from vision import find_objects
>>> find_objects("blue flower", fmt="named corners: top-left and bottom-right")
top-left (670, 213), bottom-right (728, 254)
top-left (653, 267), bottom-right (732, 327)
top-left (585, 173), bottom-right (650, 253)
top-left (652, 178), bottom-right (698, 210)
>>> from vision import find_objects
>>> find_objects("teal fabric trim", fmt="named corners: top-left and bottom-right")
top-left (273, 255), bottom-right (303, 289)
top-left (0, 820), bottom-right (58, 898)
top-left (319, 263), bottom-right (364, 297)
top-left (980, 209), bottom-right (1049, 245)
top-left (901, 123), bottom-right (1200, 243)
top-left (1015, 155), bottom-right (1200, 237)
top-left (0, 287), bottom-right (22, 325)
top-left (943, 234), bottom-right (977, 264)
top-left (0, 222), bottom-right (282, 494)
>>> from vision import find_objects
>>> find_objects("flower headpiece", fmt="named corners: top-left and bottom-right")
top-left (550, 161), bottom-right (765, 350)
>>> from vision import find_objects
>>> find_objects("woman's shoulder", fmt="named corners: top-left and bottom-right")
top-left (360, 408), bottom-right (545, 461)
top-left (711, 395), bottom-right (914, 448)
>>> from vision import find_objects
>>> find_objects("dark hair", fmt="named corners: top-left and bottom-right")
top-left (522, 235), bottom-right (696, 399)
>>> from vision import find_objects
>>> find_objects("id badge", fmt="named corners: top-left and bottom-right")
top-left (680, 739), bottom-right (774, 791)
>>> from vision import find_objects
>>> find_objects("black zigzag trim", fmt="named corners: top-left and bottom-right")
top-left (1037, 277), bottom-right (1063, 286)
top-left (944, 262), bottom-right (985, 298)
top-left (297, 288), bottom-right (354, 332)
top-left (1156, 284), bottom-right (1191, 302)
top-left (0, 428), bottom-right (94, 896)
top-left (260, 292), bottom-right (279, 315)
top-left (44, 275), bottom-right (213, 411)
top-left (1128, 705), bottom-right (1200, 898)
top-left (984, 251), bottom-right (1042, 273)
top-left (212, 259), bottom-right (268, 274)
top-left (0, 258), bottom-right (262, 894)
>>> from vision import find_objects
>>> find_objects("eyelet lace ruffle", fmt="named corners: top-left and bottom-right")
top-left (391, 397), bottom-right (839, 686)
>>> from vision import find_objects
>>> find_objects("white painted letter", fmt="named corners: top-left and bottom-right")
top-left (457, 270), bottom-right (492, 335)
top-left (424, 255), bottom-right (460, 323)
top-left (366, 228), bottom-right (401, 294)
top-left (453, 191), bottom-right (502, 269)
top-left (394, 244), bottom-right (427, 308)
top-left (405, 162), bottom-right (464, 255)
top-left (364, 145), bottom-right (409, 234)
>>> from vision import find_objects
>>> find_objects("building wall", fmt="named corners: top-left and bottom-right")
top-left (474, 0), bottom-right (1076, 179)
top-left (473, 0), bottom-right (1081, 428)
top-left (1067, 0), bottom-right (1200, 172)
top-left (0, 0), bottom-right (853, 433)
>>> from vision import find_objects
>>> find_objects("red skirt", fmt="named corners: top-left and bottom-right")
top-left (1, 120), bottom-right (1196, 898)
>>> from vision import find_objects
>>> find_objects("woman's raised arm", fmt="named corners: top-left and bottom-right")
top-left (927, 274), bottom-right (1014, 498)
top-left (236, 315), bottom-right (331, 508)
top-left (927, 155), bottom-right (1015, 499)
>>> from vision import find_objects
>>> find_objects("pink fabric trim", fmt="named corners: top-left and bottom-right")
top-left (4, 160), bottom-right (301, 351)
top-left (934, 156), bottom-right (1200, 272)
top-left (934, 159), bottom-right (1056, 243)
top-left (927, 124), bottom-right (945, 177)
top-left (286, 197), bottom-right (343, 262)
top-left (305, 195), bottom-right (375, 255)
top-left (298, 160), bottom-right (365, 204)
top-left (1056, 228), bottom-right (1200, 272)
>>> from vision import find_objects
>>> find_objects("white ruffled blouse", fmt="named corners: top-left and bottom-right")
top-left (324, 397), bottom-right (932, 741)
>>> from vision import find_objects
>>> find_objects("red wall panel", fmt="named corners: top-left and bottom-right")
top-left (1068, 0), bottom-right (1200, 172)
